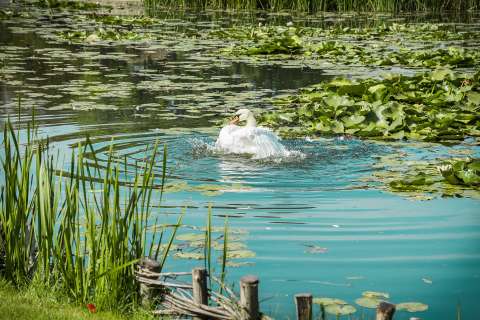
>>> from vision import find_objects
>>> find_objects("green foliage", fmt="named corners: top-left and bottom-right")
top-left (34, 0), bottom-right (104, 10)
top-left (438, 158), bottom-right (480, 186)
top-left (0, 119), bottom-right (177, 311)
top-left (143, 0), bottom-right (480, 12)
top-left (0, 279), bottom-right (154, 320)
top-left (58, 28), bottom-right (149, 43)
top-left (215, 25), bottom-right (480, 68)
top-left (261, 70), bottom-right (480, 142)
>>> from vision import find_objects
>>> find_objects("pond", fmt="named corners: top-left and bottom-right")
top-left (1, 1), bottom-right (479, 319)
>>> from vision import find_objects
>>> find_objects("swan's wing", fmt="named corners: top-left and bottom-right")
top-left (215, 125), bottom-right (241, 149)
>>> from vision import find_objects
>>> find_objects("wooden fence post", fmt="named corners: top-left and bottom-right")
top-left (240, 275), bottom-right (260, 320)
top-left (192, 268), bottom-right (208, 320)
top-left (139, 257), bottom-right (161, 307)
top-left (376, 302), bottom-right (396, 320)
top-left (295, 293), bottom-right (313, 320)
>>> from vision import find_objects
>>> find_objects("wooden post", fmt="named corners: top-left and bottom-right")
top-left (139, 257), bottom-right (161, 307)
top-left (240, 275), bottom-right (260, 320)
top-left (295, 293), bottom-right (313, 320)
top-left (376, 302), bottom-right (396, 320)
top-left (192, 268), bottom-right (208, 320)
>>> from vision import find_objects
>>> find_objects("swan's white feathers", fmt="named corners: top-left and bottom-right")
top-left (215, 124), bottom-right (290, 159)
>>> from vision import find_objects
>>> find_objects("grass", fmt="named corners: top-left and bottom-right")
top-left (0, 279), bottom-right (154, 320)
top-left (0, 117), bottom-right (180, 312)
top-left (143, 0), bottom-right (480, 13)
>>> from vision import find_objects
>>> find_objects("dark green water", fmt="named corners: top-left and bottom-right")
top-left (1, 2), bottom-right (480, 319)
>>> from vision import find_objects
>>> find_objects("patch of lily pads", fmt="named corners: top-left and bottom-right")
top-left (33, 0), bottom-right (106, 11)
top-left (213, 25), bottom-right (480, 68)
top-left (363, 155), bottom-right (480, 200)
top-left (58, 27), bottom-right (151, 43)
top-left (313, 291), bottom-right (428, 316)
top-left (260, 69), bottom-right (480, 142)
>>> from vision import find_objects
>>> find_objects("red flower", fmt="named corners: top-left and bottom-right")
top-left (87, 303), bottom-right (97, 314)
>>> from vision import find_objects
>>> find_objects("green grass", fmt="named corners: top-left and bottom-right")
top-left (143, 0), bottom-right (480, 13)
top-left (0, 279), bottom-right (154, 320)
top-left (0, 117), bottom-right (180, 312)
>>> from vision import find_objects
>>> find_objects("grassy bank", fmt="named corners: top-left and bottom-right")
top-left (0, 118), bottom-right (180, 312)
top-left (143, 0), bottom-right (480, 12)
top-left (0, 279), bottom-right (153, 320)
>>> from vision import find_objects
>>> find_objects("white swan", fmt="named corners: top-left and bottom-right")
top-left (215, 109), bottom-right (291, 159)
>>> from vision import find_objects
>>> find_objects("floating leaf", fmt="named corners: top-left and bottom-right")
top-left (173, 252), bottom-right (204, 260)
top-left (355, 297), bottom-right (381, 308)
top-left (313, 297), bottom-right (347, 306)
top-left (362, 291), bottom-right (390, 299)
top-left (396, 302), bottom-right (429, 312)
top-left (324, 304), bottom-right (356, 315)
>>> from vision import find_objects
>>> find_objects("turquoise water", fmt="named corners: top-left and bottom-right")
top-left (1, 3), bottom-right (480, 319)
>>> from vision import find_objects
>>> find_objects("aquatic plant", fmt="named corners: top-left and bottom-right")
top-left (143, 0), bottom-right (480, 12)
top-left (0, 119), bottom-right (182, 310)
top-left (88, 14), bottom-right (158, 27)
top-left (216, 26), bottom-right (480, 68)
top-left (34, 0), bottom-right (105, 10)
top-left (58, 28), bottom-right (151, 43)
top-left (261, 69), bottom-right (480, 142)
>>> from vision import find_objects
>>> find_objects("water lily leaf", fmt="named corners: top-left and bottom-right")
top-left (342, 114), bottom-right (365, 127)
top-left (362, 291), bottom-right (390, 299)
top-left (355, 297), bottom-right (381, 308)
top-left (325, 304), bottom-right (356, 315)
top-left (176, 233), bottom-right (205, 242)
top-left (396, 302), bottom-right (428, 312)
top-left (324, 94), bottom-right (353, 108)
top-left (173, 252), bottom-right (204, 260)
top-left (313, 297), bottom-right (347, 306)
top-left (226, 250), bottom-right (256, 259)
top-left (431, 68), bottom-right (454, 81)
top-left (467, 92), bottom-right (480, 105)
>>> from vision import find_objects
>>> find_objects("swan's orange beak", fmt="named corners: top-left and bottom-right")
top-left (229, 115), bottom-right (240, 125)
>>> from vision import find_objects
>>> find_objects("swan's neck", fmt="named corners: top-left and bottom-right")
top-left (245, 114), bottom-right (257, 127)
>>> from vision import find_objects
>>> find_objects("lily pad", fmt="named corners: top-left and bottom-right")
top-left (396, 302), bottom-right (429, 312)
top-left (355, 297), bottom-right (381, 308)
top-left (362, 291), bottom-right (390, 299)
top-left (173, 252), bottom-right (204, 260)
top-left (324, 304), bottom-right (356, 315)
top-left (313, 297), bottom-right (347, 306)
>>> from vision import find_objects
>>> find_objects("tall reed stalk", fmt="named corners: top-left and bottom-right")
top-left (143, 0), bottom-right (480, 12)
top-left (0, 118), bottom-right (180, 310)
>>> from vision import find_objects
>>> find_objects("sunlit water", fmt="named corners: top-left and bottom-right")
top-left (1, 3), bottom-right (480, 319)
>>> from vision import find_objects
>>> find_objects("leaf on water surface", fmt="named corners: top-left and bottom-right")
top-left (173, 252), bottom-right (204, 260)
top-left (176, 233), bottom-right (204, 242)
top-left (396, 302), bottom-right (429, 312)
top-left (324, 304), bottom-right (356, 315)
top-left (422, 277), bottom-right (433, 284)
top-left (313, 297), bottom-right (347, 306)
top-left (226, 250), bottom-right (256, 259)
top-left (355, 297), bottom-right (381, 308)
top-left (362, 291), bottom-right (390, 299)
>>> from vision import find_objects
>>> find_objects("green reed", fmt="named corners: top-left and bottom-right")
top-left (143, 0), bottom-right (479, 12)
top-left (0, 118), bottom-right (180, 310)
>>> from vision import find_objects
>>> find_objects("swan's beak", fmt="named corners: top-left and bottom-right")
top-left (229, 115), bottom-right (240, 125)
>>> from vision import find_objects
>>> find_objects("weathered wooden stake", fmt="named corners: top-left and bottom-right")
top-left (376, 302), bottom-right (396, 320)
top-left (295, 293), bottom-right (313, 320)
top-left (139, 257), bottom-right (161, 307)
top-left (192, 268), bottom-right (208, 320)
top-left (240, 275), bottom-right (260, 320)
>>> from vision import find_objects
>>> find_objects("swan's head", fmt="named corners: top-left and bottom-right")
top-left (235, 109), bottom-right (253, 122)
top-left (230, 109), bottom-right (257, 127)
